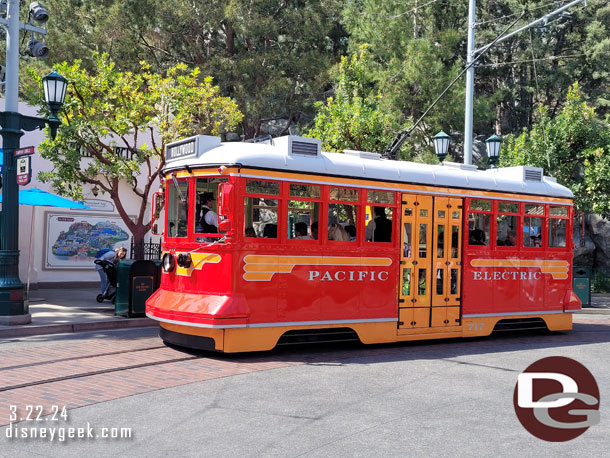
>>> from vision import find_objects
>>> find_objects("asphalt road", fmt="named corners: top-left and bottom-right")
top-left (0, 316), bottom-right (608, 458)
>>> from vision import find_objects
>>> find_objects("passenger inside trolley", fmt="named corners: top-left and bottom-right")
top-left (311, 222), bottom-right (318, 239)
top-left (328, 223), bottom-right (350, 241)
top-left (345, 225), bottom-right (356, 241)
top-left (295, 222), bottom-right (313, 239)
top-left (263, 224), bottom-right (278, 238)
top-left (468, 228), bottom-right (486, 245)
top-left (366, 207), bottom-right (392, 242)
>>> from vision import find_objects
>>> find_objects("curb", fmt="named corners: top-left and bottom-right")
top-left (577, 308), bottom-right (610, 315)
top-left (0, 318), bottom-right (157, 339)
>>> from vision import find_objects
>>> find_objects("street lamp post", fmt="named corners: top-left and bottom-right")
top-left (0, 0), bottom-right (66, 324)
top-left (433, 131), bottom-right (451, 163)
top-left (485, 134), bottom-right (503, 168)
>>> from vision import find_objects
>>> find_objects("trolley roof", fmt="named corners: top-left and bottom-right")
top-left (164, 135), bottom-right (573, 199)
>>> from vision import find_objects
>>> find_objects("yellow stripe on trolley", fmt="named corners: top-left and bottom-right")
top-left (243, 255), bottom-right (392, 281)
top-left (470, 259), bottom-right (569, 280)
top-left (175, 252), bottom-right (222, 277)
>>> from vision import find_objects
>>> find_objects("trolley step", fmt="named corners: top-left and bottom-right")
top-left (276, 328), bottom-right (360, 346)
top-left (492, 317), bottom-right (548, 332)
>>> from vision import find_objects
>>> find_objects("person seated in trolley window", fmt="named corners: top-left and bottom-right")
top-left (524, 222), bottom-right (542, 247)
top-left (468, 228), bottom-right (486, 245)
top-left (245, 226), bottom-right (256, 238)
top-left (311, 221), bottom-right (319, 240)
top-left (344, 224), bottom-right (356, 241)
top-left (263, 223), bottom-right (278, 238)
top-left (497, 230), bottom-right (516, 247)
top-left (328, 223), bottom-right (350, 241)
top-left (294, 222), bottom-right (313, 239)
top-left (365, 207), bottom-right (392, 242)
top-left (195, 192), bottom-right (218, 233)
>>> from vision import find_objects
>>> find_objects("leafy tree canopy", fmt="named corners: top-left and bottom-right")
top-left (26, 53), bottom-right (242, 243)
top-left (501, 83), bottom-right (610, 217)
top-left (43, 0), bottom-right (347, 138)
top-left (307, 46), bottom-right (408, 156)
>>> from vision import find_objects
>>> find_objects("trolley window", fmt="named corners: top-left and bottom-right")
top-left (496, 201), bottom-right (519, 247)
top-left (194, 177), bottom-right (227, 235)
top-left (285, 184), bottom-right (320, 240)
top-left (167, 178), bottom-right (189, 238)
top-left (245, 180), bottom-right (280, 196)
top-left (244, 179), bottom-right (281, 239)
top-left (328, 187), bottom-right (359, 242)
top-left (245, 197), bottom-right (278, 239)
top-left (523, 204), bottom-right (544, 248)
top-left (290, 184), bottom-right (321, 199)
top-left (468, 199), bottom-right (491, 246)
top-left (549, 205), bottom-right (568, 248)
top-left (365, 191), bottom-right (395, 243)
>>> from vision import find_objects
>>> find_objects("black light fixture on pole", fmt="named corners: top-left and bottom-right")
top-left (485, 134), bottom-right (503, 168)
top-left (433, 130), bottom-right (451, 163)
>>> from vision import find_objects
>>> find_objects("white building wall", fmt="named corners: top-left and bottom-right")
top-left (1, 100), bottom-right (159, 287)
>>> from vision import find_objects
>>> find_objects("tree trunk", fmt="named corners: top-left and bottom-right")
top-left (130, 226), bottom-right (148, 260)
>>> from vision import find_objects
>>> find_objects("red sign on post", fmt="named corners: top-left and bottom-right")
top-left (17, 156), bottom-right (32, 186)
top-left (14, 146), bottom-right (35, 157)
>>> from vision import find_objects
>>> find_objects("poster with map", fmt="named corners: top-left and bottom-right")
top-left (45, 213), bottom-right (132, 269)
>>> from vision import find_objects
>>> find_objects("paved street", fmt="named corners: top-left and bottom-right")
top-left (0, 313), bottom-right (608, 457)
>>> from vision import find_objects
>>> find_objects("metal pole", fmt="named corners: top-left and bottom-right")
top-left (463, 0), bottom-right (476, 165)
top-left (0, 0), bottom-right (29, 324)
top-left (4, 0), bottom-right (19, 112)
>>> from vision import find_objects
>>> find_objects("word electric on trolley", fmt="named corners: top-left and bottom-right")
top-left (146, 135), bottom-right (581, 352)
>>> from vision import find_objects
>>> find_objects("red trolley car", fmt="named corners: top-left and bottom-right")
top-left (146, 135), bottom-right (581, 352)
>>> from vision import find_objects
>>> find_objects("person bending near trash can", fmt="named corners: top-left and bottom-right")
top-left (95, 247), bottom-right (127, 294)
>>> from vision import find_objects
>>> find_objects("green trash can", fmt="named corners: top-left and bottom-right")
top-left (115, 260), bottom-right (161, 317)
top-left (573, 266), bottom-right (591, 308)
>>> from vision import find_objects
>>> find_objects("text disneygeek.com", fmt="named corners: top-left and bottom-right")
top-left (4, 405), bottom-right (132, 442)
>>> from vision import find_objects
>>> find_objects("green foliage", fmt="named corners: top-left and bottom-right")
top-left (44, 0), bottom-right (346, 138)
top-left (501, 83), bottom-right (610, 217)
top-left (26, 53), bottom-right (242, 240)
top-left (307, 46), bottom-right (406, 155)
top-left (592, 271), bottom-right (610, 293)
top-left (341, 0), bottom-right (480, 146)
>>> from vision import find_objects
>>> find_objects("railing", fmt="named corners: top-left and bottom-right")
top-left (130, 237), bottom-right (162, 260)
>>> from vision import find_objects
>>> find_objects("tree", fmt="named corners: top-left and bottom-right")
top-left (501, 83), bottom-right (610, 217)
top-left (341, 0), bottom-right (485, 151)
top-left (307, 46), bottom-right (406, 156)
top-left (27, 53), bottom-right (243, 251)
top-left (43, 0), bottom-right (347, 138)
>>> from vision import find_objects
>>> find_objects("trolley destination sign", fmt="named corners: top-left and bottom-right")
top-left (165, 135), bottom-right (222, 161)
top-left (166, 137), bottom-right (197, 160)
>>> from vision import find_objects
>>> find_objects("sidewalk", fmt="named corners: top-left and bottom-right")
top-left (0, 287), bottom-right (156, 338)
top-left (0, 288), bottom-right (607, 339)
top-left (584, 293), bottom-right (610, 314)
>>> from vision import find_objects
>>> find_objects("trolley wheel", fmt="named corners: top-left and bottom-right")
top-left (96, 294), bottom-right (104, 303)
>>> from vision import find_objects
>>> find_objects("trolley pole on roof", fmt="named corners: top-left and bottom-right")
top-left (463, 0), bottom-right (587, 165)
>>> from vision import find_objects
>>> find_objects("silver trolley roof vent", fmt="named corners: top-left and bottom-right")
top-left (275, 135), bottom-right (321, 158)
top-left (524, 167), bottom-right (543, 182)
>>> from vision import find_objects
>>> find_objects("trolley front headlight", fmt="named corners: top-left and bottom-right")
top-left (162, 253), bottom-right (175, 272)
top-left (177, 253), bottom-right (192, 268)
